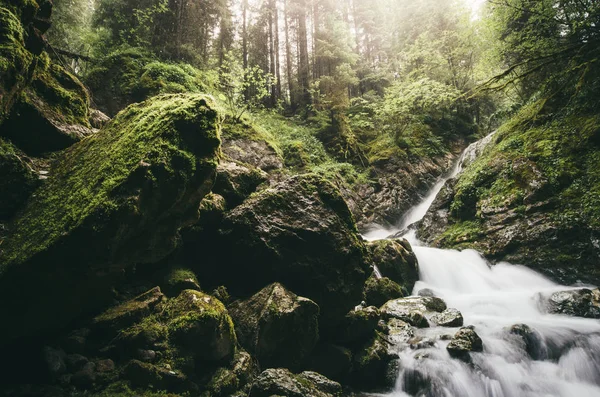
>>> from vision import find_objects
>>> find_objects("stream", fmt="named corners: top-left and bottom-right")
top-left (362, 136), bottom-right (600, 397)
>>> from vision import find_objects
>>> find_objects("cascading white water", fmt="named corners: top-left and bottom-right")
top-left (364, 133), bottom-right (600, 397)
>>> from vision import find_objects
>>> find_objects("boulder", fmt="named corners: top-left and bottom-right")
top-left (367, 238), bottom-right (419, 290)
top-left (213, 160), bottom-right (268, 208)
top-left (0, 139), bottom-right (38, 219)
top-left (0, 94), bottom-right (221, 348)
top-left (89, 109), bottom-right (110, 129)
top-left (166, 290), bottom-right (236, 363)
top-left (196, 174), bottom-right (370, 332)
top-left (249, 368), bottom-right (342, 397)
top-left (92, 287), bottom-right (165, 336)
top-left (380, 318), bottom-right (415, 345)
top-left (430, 308), bottom-right (464, 327)
top-left (351, 332), bottom-right (399, 390)
top-left (229, 283), bottom-right (319, 370)
top-left (2, 62), bottom-right (93, 156)
top-left (364, 275), bottom-right (404, 307)
top-left (123, 359), bottom-right (187, 392)
top-left (546, 288), bottom-right (600, 318)
top-left (338, 305), bottom-right (380, 345)
top-left (380, 296), bottom-right (447, 327)
top-left (446, 326), bottom-right (483, 361)
top-left (221, 120), bottom-right (283, 173)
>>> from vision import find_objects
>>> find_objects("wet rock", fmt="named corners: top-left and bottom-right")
top-left (364, 275), bottom-right (404, 308)
top-left (162, 268), bottom-right (201, 297)
top-left (509, 324), bottom-right (546, 360)
top-left (249, 368), bottom-right (341, 397)
top-left (381, 318), bottom-right (414, 344)
top-left (380, 296), bottom-right (447, 327)
top-left (214, 160), bottom-right (268, 208)
top-left (42, 346), bottom-right (66, 376)
top-left (409, 336), bottom-right (436, 350)
top-left (367, 238), bottom-right (419, 290)
top-left (202, 174), bottom-right (370, 333)
top-left (430, 308), bottom-right (464, 327)
top-left (351, 332), bottom-right (399, 390)
top-left (123, 359), bottom-right (186, 392)
top-left (338, 305), bottom-right (380, 345)
top-left (0, 94), bottom-right (221, 348)
top-left (446, 326), bottom-right (483, 361)
top-left (92, 287), bottom-right (165, 335)
top-left (308, 343), bottom-right (352, 382)
top-left (229, 283), bottom-right (319, 370)
top-left (546, 288), bottom-right (600, 319)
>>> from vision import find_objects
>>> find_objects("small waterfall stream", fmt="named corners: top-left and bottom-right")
top-left (363, 135), bottom-right (600, 397)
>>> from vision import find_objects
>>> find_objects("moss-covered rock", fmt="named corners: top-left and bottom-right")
top-left (161, 267), bottom-right (201, 297)
top-left (229, 283), bottom-right (319, 370)
top-left (2, 61), bottom-right (92, 155)
top-left (363, 275), bottom-right (404, 308)
top-left (187, 174), bottom-right (370, 333)
top-left (0, 94), bottom-right (221, 348)
top-left (337, 305), bottom-right (380, 346)
top-left (0, 138), bottom-right (38, 219)
top-left (167, 289), bottom-right (236, 363)
top-left (0, 6), bottom-right (34, 124)
top-left (213, 160), bottom-right (268, 208)
top-left (351, 332), bottom-right (399, 391)
top-left (249, 368), bottom-right (342, 397)
top-left (367, 238), bottom-right (419, 291)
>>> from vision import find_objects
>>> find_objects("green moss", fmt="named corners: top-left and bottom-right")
top-left (363, 275), bottom-right (403, 307)
top-left (0, 93), bottom-right (220, 270)
top-left (0, 138), bottom-right (38, 219)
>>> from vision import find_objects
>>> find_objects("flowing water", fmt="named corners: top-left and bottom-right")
top-left (363, 135), bottom-right (600, 397)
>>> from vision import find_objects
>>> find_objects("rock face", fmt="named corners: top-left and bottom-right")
top-left (194, 174), bottom-right (370, 332)
top-left (213, 160), bottom-right (268, 208)
top-left (446, 326), bottom-right (483, 361)
top-left (229, 283), bottom-right (319, 370)
top-left (249, 368), bottom-right (342, 397)
top-left (546, 288), bottom-right (600, 318)
top-left (0, 94), bottom-right (221, 347)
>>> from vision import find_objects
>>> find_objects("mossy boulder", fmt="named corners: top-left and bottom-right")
top-left (337, 306), bottom-right (380, 346)
top-left (249, 368), bottom-right (342, 397)
top-left (367, 238), bottom-right (419, 291)
top-left (363, 275), bottom-right (404, 308)
top-left (351, 332), bottom-right (399, 391)
top-left (0, 94), bottom-right (221, 348)
top-left (2, 61), bottom-right (92, 155)
top-left (167, 289), bottom-right (236, 363)
top-left (229, 283), bottom-right (319, 370)
top-left (189, 174), bottom-right (370, 332)
top-left (0, 6), bottom-right (34, 124)
top-left (0, 138), bottom-right (38, 219)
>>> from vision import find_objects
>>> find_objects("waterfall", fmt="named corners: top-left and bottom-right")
top-left (364, 133), bottom-right (600, 397)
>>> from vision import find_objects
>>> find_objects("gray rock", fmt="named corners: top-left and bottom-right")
top-left (509, 324), bottom-right (546, 360)
top-left (430, 308), bottom-right (464, 327)
top-left (380, 296), bottom-right (447, 327)
top-left (546, 288), bottom-right (600, 318)
top-left (446, 326), bottom-right (483, 361)
top-left (249, 368), bottom-right (341, 397)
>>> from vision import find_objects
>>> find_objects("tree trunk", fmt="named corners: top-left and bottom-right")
top-left (284, 0), bottom-right (296, 109)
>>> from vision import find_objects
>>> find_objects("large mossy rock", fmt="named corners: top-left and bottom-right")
top-left (2, 61), bottom-right (92, 155)
top-left (191, 174), bottom-right (370, 332)
top-left (249, 368), bottom-right (342, 397)
top-left (0, 94), bottom-right (221, 348)
top-left (367, 238), bottom-right (419, 291)
top-left (351, 331), bottom-right (399, 391)
top-left (0, 138), bottom-right (38, 219)
top-left (229, 283), bottom-right (319, 370)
